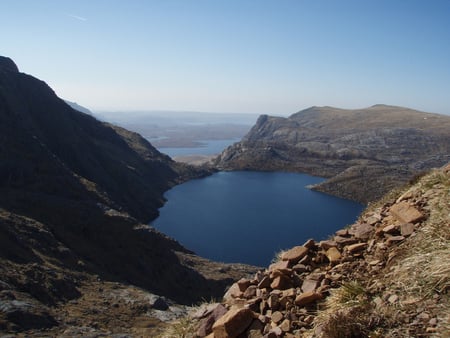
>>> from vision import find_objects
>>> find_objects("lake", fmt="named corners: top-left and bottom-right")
top-left (151, 171), bottom-right (365, 266)
top-left (159, 138), bottom-right (239, 157)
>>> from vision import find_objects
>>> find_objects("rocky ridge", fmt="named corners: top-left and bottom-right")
top-left (169, 164), bottom-right (450, 337)
top-left (0, 56), bottom-right (258, 335)
top-left (214, 105), bottom-right (450, 203)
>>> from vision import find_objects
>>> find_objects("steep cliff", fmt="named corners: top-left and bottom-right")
top-left (215, 105), bottom-right (450, 203)
top-left (0, 56), bottom-right (256, 334)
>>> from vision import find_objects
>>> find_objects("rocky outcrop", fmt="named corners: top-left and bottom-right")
top-left (186, 164), bottom-right (449, 337)
top-left (214, 105), bottom-right (450, 203)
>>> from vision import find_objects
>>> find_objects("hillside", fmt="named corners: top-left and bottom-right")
top-left (0, 56), bottom-right (257, 334)
top-left (214, 105), bottom-right (450, 203)
top-left (163, 164), bottom-right (450, 337)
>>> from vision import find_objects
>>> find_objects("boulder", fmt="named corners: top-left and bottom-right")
top-left (212, 307), bottom-right (254, 338)
top-left (345, 242), bottom-right (367, 254)
top-left (270, 275), bottom-right (293, 290)
top-left (294, 291), bottom-right (322, 306)
top-left (390, 201), bottom-right (424, 223)
top-left (281, 246), bottom-right (309, 263)
top-left (197, 304), bottom-right (228, 336)
top-left (400, 223), bottom-right (415, 236)
top-left (325, 247), bottom-right (342, 263)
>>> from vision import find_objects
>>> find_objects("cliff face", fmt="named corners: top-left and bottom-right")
top-left (0, 56), bottom-right (256, 333)
top-left (215, 105), bottom-right (450, 203)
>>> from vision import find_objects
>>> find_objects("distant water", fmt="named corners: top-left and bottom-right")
top-left (159, 138), bottom-right (239, 157)
top-left (151, 171), bottom-right (364, 266)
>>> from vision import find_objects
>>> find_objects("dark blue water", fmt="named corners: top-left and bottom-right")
top-left (159, 138), bottom-right (239, 157)
top-left (152, 171), bottom-right (364, 266)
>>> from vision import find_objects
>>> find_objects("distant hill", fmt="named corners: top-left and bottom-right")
top-left (0, 56), bottom-right (256, 333)
top-left (215, 104), bottom-right (450, 203)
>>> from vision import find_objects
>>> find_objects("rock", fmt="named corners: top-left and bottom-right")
top-left (270, 275), bottom-right (292, 290)
top-left (303, 239), bottom-right (316, 249)
top-left (281, 246), bottom-right (309, 264)
top-left (382, 224), bottom-right (399, 234)
top-left (237, 278), bottom-right (252, 292)
top-left (325, 247), bottom-right (342, 263)
top-left (244, 286), bottom-right (258, 299)
top-left (258, 276), bottom-right (272, 289)
top-left (197, 304), bottom-right (228, 336)
top-left (267, 294), bottom-right (280, 310)
top-left (388, 294), bottom-right (399, 304)
top-left (246, 319), bottom-right (265, 338)
top-left (224, 283), bottom-right (243, 301)
top-left (350, 223), bottom-right (374, 240)
top-left (280, 319), bottom-right (291, 332)
top-left (345, 242), bottom-right (367, 254)
top-left (335, 229), bottom-right (349, 236)
top-left (151, 297), bottom-right (169, 311)
top-left (319, 240), bottom-right (338, 250)
top-left (294, 291), bottom-right (322, 306)
top-left (271, 311), bottom-right (284, 324)
top-left (400, 223), bottom-right (415, 236)
top-left (269, 326), bottom-right (283, 336)
top-left (301, 279), bottom-right (319, 293)
top-left (212, 307), bottom-right (254, 338)
top-left (390, 201), bottom-right (424, 223)
top-left (269, 260), bottom-right (290, 271)
top-left (386, 236), bottom-right (405, 245)
top-left (334, 236), bottom-right (358, 245)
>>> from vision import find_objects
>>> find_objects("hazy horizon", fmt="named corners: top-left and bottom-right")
top-left (2, 0), bottom-right (450, 115)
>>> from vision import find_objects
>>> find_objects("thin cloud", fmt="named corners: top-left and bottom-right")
top-left (67, 14), bottom-right (87, 21)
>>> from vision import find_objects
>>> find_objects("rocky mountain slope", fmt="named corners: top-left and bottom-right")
top-left (167, 164), bottom-right (450, 337)
top-left (214, 105), bottom-right (450, 203)
top-left (0, 56), bottom-right (257, 335)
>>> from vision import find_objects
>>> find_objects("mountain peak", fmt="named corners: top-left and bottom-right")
top-left (0, 56), bottom-right (19, 73)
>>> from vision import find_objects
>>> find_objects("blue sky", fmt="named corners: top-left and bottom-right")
top-left (1, 0), bottom-right (450, 115)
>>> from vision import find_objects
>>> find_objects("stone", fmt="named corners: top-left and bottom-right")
top-left (281, 246), bottom-right (309, 263)
top-left (269, 326), bottom-right (283, 336)
top-left (400, 223), bottom-right (415, 236)
top-left (345, 242), bottom-right (367, 254)
top-left (292, 264), bottom-right (308, 273)
top-left (212, 307), bottom-right (254, 338)
top-left (390, 201), bottom-right (424, 224)
top-left (271, 311), bottom-right (284, 324)
top-left (388, 294), bottom-right (399, 304)
top-left (319, 240), bottom-right (337, 250)
top-left (335, 229), bottom-right (349, 236)
top-left (350, 223), bottom-right (374, 240)
top-left (269, 260), bottom-right (290, 271)
top-left (280, 319), bottom-right (291, 332)
top-left (244, 285), bottom-right (258, 299)
top-left (224, 283), bottom-right (243, 301)
top-left (267, 294), bottom-right (280, 310)
top-left (197, 304), bottom-right (228, 336)
top-left (386, 236), bottom-right (405, 245)
top-left (301, 279), bottom-right (319, 293)
top-left (382, 224), bottom-right (399, 234)
top-left (258, 276), bottom-right (272, 289)
top-left (294, 291), bottom-right (322, 306)
top-left (237, 278), bottom-right (252, 292)
top-left (270, 275), bottom-right (292, 290)
top-left (303, 239), bottom-right (316, 249)
top-left (151, 297), bottom-right (169, 311)
top-left (325, 247), bottom-right (342, 263)
top-left (334, 236), bottom-right (358, 245)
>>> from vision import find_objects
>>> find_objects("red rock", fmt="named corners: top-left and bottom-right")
top-left (281, 246), bottom-right (309, 263)
top-left (400, 223), bottom-right (415, 236)
top-left (301, 279), bottom-right (319, 293)
top-left (197, 304), bottom-right (228, 336)
top-left (345, 242), bottom-right (367, 254)
top-left (269, 259), bottom-right (290, 271)
top-left (319, 240), bottom-right (337, 250)
top-left (390, 201), bottom-right (424, 223)
top-left (350, 223), bottom-right (374, 240)
top-left (212, 307), bottom-right (254, 338)
top-left (334, 236), bottom-right (358, 245)
top-left (294, 291), bottom-right (322, 306)
top-left (243, 285), bottom-right (258, 299)
top-left (382, 224), bottom-right (399, 234)
top-left (386, 235), bottom-right (405, 245)
top-left (303, 239), bottom-right (316, 249)
top-left (335, 229), bottom-right (349, 236)
top-left (325, 247), bottom-right (342, 263)
top-left (270, 275), bottom-right (292, 290)
top-left (258, 276), bottom-right (272, 289)
top-left (237, 278), bottom-right (252, 292)
top-left (223, 283), bottom-right (243, 301)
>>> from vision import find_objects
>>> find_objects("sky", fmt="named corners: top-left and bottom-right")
top-left (1, 0), bottom-right (450, 115)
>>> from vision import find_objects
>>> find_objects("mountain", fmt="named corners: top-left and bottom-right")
top-left (0, 56), bottom-right (256, 334)
top-left (162, 164), bottom-right (450, 337)
top-left (64, 100), bottom-right (93, 115)
top-left (215, 105), bottom-right (450, 203)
